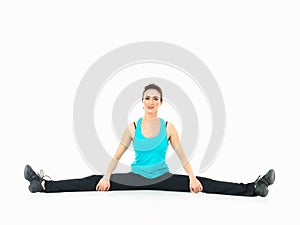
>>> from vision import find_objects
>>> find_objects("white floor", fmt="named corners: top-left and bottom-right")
top-left (20, 190), bottom-right (279, 224)
top-left (2, 162), bottom-right (296, 225)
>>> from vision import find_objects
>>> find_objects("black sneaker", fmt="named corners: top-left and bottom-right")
top-left (24, 164), bottom-right (51, 193)
top-left (254, 180), bottom-right (268, 197)
top-left (28, 179), bottom-right (44, 193)
top-left (261, 169), bottom-right (275, 186)
top-left (254, 169), bottom-right (275, 197)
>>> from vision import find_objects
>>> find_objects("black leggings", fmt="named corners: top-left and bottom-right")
top-left (44, 172), bottom-right (256, 196)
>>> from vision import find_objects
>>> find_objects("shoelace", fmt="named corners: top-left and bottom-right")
top-left (254, 175), bottom-right (269, 186)
top-left (37, 169), bottom-right (52, 180)
top-left (254, 175), bottom-right (261, 189)
top-left (255, 175), bottom-right (261, 183)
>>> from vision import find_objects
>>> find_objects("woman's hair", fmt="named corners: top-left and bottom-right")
top-left (142, 83), bottom-right (163, 102)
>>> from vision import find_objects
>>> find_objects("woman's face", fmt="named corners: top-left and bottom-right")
top-left (142, 89), bottom-right (162, 113)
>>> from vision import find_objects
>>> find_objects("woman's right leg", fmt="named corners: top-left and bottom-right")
top-left (44, 175), bottom-right (102, 193)
top-left (25, 163), bottom-right (153, 193)
top-left (45, 173), bottom-right (153, 193)
top-left (25, 164), bottom-right (103, 193)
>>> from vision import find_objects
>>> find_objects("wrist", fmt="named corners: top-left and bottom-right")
top-left (188, 175), bottom-right (196, 180)
top-left (102, 176), bottom-right (110, 181)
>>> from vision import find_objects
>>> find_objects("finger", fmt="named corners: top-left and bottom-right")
top-left (191, 187), bottom-right (195, 193)
top-left (99, 185), bottom-right (104, 191)
top-left (101, 185), bottom-right (107, 191)
top-left (200, 185), bottom-right (203, 192)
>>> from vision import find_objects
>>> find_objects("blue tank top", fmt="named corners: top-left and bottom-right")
top-left (131, 117), bottom-right (169, 178)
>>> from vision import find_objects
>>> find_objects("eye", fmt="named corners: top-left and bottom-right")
top-left (153, 97), bottom-right (159, 101)
top-left (145, 97), bottom-right (150, 100)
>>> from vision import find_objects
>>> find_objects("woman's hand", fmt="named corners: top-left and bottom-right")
top-left (96, 177), bottom-right (110, 191)
top-left (189, 176), bottom-right (203, 193)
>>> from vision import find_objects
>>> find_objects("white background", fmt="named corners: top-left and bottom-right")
top-left (1, 0), bottom-right (299, 224)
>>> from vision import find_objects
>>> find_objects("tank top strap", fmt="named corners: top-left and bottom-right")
top-left (133, 118), bottom-right (168, 130)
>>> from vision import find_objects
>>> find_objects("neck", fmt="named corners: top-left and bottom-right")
top-left (142, 113), bottom-right (159, 122)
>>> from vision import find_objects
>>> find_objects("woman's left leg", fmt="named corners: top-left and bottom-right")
top-left (151, 173), bottom-right (256, 197)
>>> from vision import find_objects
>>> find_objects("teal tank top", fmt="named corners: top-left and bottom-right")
top-left (131, 117), bottom-right (169, 178)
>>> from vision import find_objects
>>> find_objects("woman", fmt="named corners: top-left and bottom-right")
top-left (24, 83), bottom-right (275, 197)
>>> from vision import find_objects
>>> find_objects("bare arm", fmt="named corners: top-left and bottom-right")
top-left (168, 122), bottom-right (195, 178)
top-left (168, 122), bottom-right (203, 193)
top-left (96, 125), bottom-right (133, 191)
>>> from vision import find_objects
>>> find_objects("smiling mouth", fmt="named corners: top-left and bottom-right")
top-left (147, 106), bottom-right (154, 109)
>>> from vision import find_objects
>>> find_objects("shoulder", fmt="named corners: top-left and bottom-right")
top-left (128, 121), bottom-right (138, 140)
top-left (129, 118), bottom-right (141, 130)
top-left (166, 121), bottom-right (175, 129)
top-left (164, 121), bottom-right (178, 142)
top-left (128, 122), bottom-right (136, 131)
top-left (165, 121), bottom-right (177, 134)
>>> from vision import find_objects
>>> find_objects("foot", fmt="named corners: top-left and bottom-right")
top-left (254, 169), bottom-right (275, 197)
top-left (261, 169), bottom-right (275, 186)
top-left (28, 180), bottom-right (44, 193)
top-left (24, 164), bottom-right (51, 193)
top-left (254, 181), bottom-right (269, 197)
top-left (24, 164), bottom-right (41, 182)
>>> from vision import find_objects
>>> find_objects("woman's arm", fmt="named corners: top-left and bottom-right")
top-left (168, 122), bottom-right (203, 193)
top-left (96, 125), bottom-right (133, 191)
